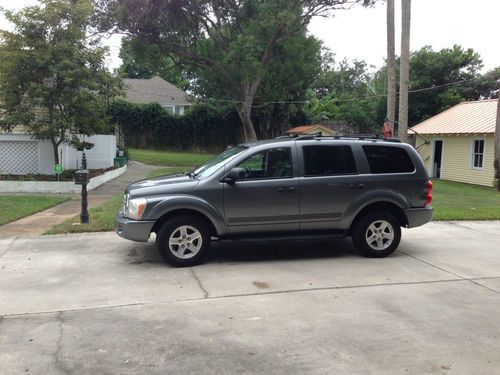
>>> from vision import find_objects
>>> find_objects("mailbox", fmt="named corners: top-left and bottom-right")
top-left (74, 169), bottom-right (89, 185)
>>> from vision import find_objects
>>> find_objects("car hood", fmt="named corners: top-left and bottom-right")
top-left (125, 173), bottom-right (199, 197)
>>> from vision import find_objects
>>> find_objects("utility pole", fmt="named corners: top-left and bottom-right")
top-left (398, 0), bottom-right (411, 143)
top-left (495, 96), bottom-right (500, 191)
top-left (386, 0), bottom-right (396, 133)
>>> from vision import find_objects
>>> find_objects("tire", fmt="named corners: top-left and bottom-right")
top-left (352, 211), bottom-right (401, 258)
top-left (156, 215), bottom-right (211, 267)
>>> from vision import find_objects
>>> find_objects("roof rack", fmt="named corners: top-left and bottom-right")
top-left (276, 133), bottom-right (402, 143)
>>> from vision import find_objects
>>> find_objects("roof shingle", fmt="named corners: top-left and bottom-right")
top-left (123, 76), bottom-right (190, 106)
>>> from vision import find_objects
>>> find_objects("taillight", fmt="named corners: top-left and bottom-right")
top-left (425, 180), bottom-right (433, 207)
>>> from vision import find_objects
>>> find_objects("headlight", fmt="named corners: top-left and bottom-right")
top-left (123, 193), bottom-right (129, 211)
top-left (126, 197), bottom-right (147, 220)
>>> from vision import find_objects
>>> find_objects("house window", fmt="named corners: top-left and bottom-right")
top-left (472, 140), bottom-right (485, 169)
top-left (163, 106), bottom-right (174, 114)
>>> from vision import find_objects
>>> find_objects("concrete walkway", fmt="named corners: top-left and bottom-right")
top-left (0, 161), bottom-right (157, 237)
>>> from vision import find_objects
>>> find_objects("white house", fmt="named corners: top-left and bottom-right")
top-left (123, 76), bottom-right (191, 115)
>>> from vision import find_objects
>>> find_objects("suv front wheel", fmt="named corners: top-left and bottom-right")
top-left (352, 211), bottom-right (401, 258)
top-left (156, 216), bottom-right (211, 267)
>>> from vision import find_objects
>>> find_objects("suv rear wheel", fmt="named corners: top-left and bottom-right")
top-left (156, 216), bottom-right (211, 267)
top-left (352, 211), bottom-right (401, 258)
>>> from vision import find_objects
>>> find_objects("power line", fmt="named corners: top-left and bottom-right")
top-left (119, 76), bottom-right (489, 108)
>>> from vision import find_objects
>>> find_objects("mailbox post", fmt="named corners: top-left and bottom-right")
top-left (74, 151), bottom-right (89, 224)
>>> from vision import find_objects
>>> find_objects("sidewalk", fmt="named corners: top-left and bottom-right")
top-left (0, 161), bottom-right (157, 237)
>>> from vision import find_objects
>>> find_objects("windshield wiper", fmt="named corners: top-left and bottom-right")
top-left (186, 169), bottom-right (198, 179)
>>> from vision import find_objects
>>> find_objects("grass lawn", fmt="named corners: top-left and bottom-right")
top-left (0, 195), bottom-right (71, 226)
top-left (45, 194), bottom-right (123, 235)
top-left (129, 148), bottom-right (215, 167)
top-left (432, 179), bottom-right (500, 220)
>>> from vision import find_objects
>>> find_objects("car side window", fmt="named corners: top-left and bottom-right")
top-left (237, 148), bottom-right (292, 180)
top-left (362, 145), bottom-right (415, 174)
top-left (303, 145), bottom-right (357, 176)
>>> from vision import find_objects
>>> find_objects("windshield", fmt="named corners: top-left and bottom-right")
top-left (192, 145), bottom-right (248, 179)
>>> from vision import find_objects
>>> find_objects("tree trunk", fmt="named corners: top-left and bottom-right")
top-left (236, 96), bottom-right (258, 142)
top-left (494, 97), bottom-right (500, 191)
top-left (386, 0), bottom-right (396, 132)
top-left (51, 138), bottom-right (60, 165)
top-left (398, 0), bottom-right (411, 143)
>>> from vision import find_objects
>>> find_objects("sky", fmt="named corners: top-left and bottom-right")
top-left (1, 0), bottom-right (499, 73)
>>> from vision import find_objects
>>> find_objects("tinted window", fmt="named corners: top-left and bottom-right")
top-left (363, 145), bottom-right (414, 174)
top-left (237, 148), bottom-right (292, 179)
top-left (303, 146), bottom-right (357, 176)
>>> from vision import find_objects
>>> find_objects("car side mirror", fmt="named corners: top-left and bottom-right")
top-left (221, 167), bottom-right (246, 184)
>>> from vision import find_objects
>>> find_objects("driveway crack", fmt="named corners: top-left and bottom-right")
top-left (190, 268), bottom-right (209, 298)
top-left (54, 312), bottom-right (70, 375)
top-left (0, 237), bottom-right (17, 259)
top-left (398, 250), bottom-right (500, 295)
top-left (445, 221), bottom-right (500, 237)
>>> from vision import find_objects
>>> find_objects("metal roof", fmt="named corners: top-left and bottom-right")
top-left (409, 99), bottom-right (497, 135)
top-left (285, 124), bottom-right (335, 135)
top-left (123, 76), bottom-right (191, 106)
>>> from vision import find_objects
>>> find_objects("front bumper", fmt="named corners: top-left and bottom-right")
top-left (403, 207), bottom-right (433, 228)
top-left (115, 211), bottom-right (156, 242)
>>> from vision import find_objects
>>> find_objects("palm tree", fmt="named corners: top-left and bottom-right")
top-left (386, 0), bottom-right (396, 132)
top-left (398, 0), bottom-right (411, 143)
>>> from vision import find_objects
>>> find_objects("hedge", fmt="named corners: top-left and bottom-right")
top-left (109, 100), bottom-right (242, 151)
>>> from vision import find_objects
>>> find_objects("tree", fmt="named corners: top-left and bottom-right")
top-left (306, 57), bottom-right (385, 132)
top-left (408, 45), bottom-right (484, 124)
top-left (197, 29), bottom-right (323, 139)
top-left (96, 0), bottom-right (373, 142)
top-left (386, 0), bottom-right (396, 131)
top-left (0, 0), bottom-right (120, 165)
top-left (398, 0), bottom-right (411, 143)
top-left (119, 36), bottom-right (189, 89)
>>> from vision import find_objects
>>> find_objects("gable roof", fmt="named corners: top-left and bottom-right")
top-left (123, 76), bottom-right (190, 106)
top-left (285, 124), bottom-right (336, 135)
top-left (410, 99), bottom-right (497, 135)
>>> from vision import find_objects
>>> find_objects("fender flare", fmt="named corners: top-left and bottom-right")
top-left (145, 195), bottom-right (227, 236)
top-left (342, 190), bottom-right (411, 229)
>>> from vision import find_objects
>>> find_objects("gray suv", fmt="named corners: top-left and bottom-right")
top-left (116, 136), bottom-right (433, 266)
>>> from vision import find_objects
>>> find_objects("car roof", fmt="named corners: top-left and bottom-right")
top-left (241, 136), bottom-right (404, 148)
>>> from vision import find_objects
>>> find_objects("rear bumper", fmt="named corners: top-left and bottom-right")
top-left (403, 207), bottom-right (433, 228)
top-left (115, 212), bottom-right (155, 242)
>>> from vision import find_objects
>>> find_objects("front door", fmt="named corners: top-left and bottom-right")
top-left (223, 147), bottom-right (299, 235)
top-left (433, 140), bottom-right (443, 178)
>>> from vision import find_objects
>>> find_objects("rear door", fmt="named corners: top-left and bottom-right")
top-left (298, 144), bottom-right (361, 232)
top-left (223, 146), bottom-right (300, 235)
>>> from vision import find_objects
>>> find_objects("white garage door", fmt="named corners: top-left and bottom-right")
top-left (0, 141), bottom-right (39, 175)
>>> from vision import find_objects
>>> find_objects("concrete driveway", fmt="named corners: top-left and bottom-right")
top-left (1, 221), bottom-right (500, 374)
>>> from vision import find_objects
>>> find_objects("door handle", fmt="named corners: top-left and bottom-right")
top-left (278, 186), bottom-right (296, 193)
top-left (349, 183), bottom-right (365, 189)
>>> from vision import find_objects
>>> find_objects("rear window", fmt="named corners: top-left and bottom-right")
top-left (363, 145), bottom-right (415, 174)
top-left (303, 145), bottom-right (357, 176)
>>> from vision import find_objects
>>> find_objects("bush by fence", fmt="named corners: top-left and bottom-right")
top-left (109, 101), bottom-right (242, 151)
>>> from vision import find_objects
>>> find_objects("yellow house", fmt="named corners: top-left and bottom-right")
top-left (410, 99), bottom-right (497, 187)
